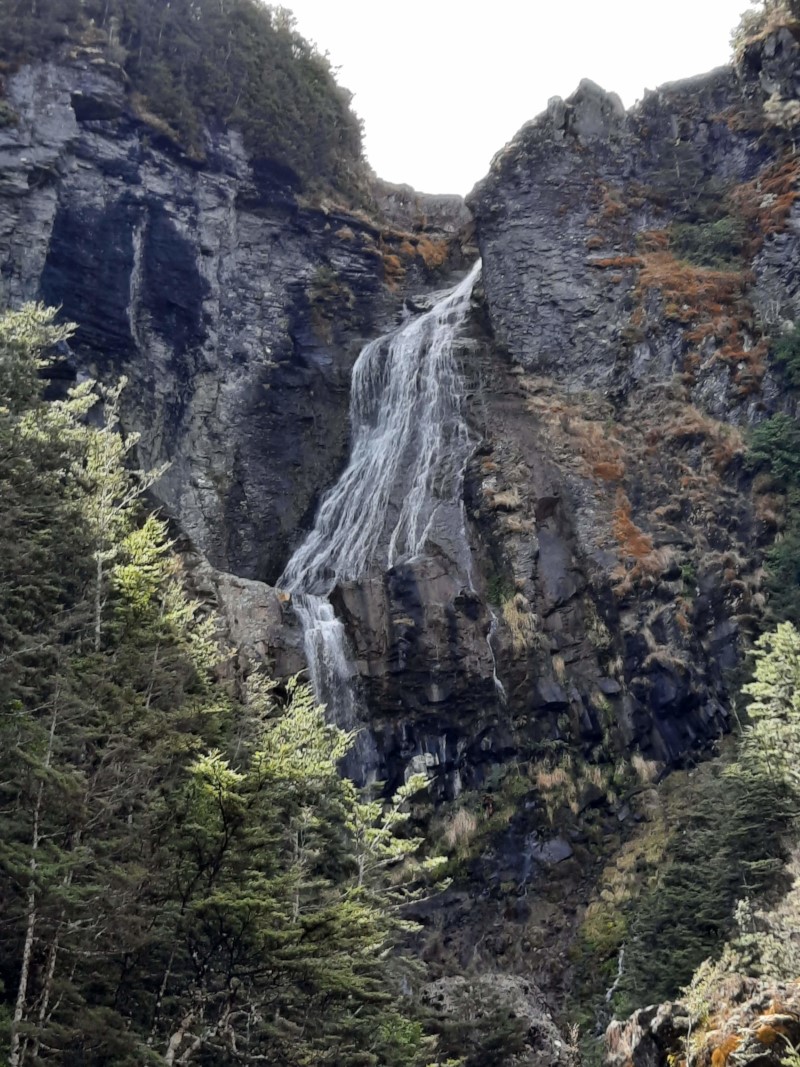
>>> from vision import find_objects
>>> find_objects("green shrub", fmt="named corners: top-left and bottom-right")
top-left (0, 98), bottom-right (17, 127)
top-left (486, 570), bottom-right (515, 603)
top-left (748, 414), bottom-right (800, 485)
top-left (669, 216), bottom-right (747, 268)
top-left (773, 326), bottom-right (800, 387)
top-left (747, 416), bottom-right (800, 622)
top-left (613, 767), bottom-right (787, 1016)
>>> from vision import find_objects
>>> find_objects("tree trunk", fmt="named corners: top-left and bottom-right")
top-left (165, 1010), bottom-right (196, 1065)
top-left (9, 781), bottom-right (43, 1067)
top-left (10, 693), bottom-right (60, 1066)
top-left (94, 551), bottom-right (103, 651)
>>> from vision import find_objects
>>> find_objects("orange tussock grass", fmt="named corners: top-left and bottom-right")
top-left (594, 459), bottom-right (627, 481)
top-left (676, 607), bottom-right (691, 635)
top-left (415, 235), bottom-right (449, 270)
top-left (729, 156), bottom-right (800, 248)
top-left (586, 234), bottom-right (604, 250)
top-left (636, 249), bottom-right (764, 393)
top-left (767, 1000), bottom-right (797, 1017)
top-left (637, 229), bottom-right (670, 252)
top-left (653, 405), bottom-right (746, 474)
top-left (398, 238), bottom-right (416, 257)
top-left (754, 1023), bottom-right (785, 1046)
top-left (613, 490), bottom-right (653, 559)
top-left (568, 417), bottom-right (627, 483)
top-left (600, 187), bottom-right (627, 221)
top-left (711, 1034), bottom-right (741, 1067)
top-left (637, 252), bottom-right (747, 323)
top-left (612, 490), bottom-right (676, 594)
top-left (381, 251), bottom-right (405, 289)
top-left (588, 255), bottom-right (644, 270)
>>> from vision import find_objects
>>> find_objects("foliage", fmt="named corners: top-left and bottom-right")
top-left (0, 97), bottom-right (16, 126)
top-left (773, 325), bottom-right (800, 388)
top-left (669, 217), bottom-right (747, 269)
top-left (748, 415), bottom-right (800, 484)
top-left (0, 0), bottom-right (365, 195)
top-left (731, 1), bottom-right (800, 53)
top-left (486, 578), bottom-right (513, 606)
top-left (740, 621), bottom-right (800, 798)
top-left (425, 981), bottom-right (529, 1067)
top-left (747, 416), bottom-right (800, 621)
top-left (674, 620), bottom-right (800, 1031)
top-left (613, 764), bottom-right (787, 1015)
top-left (309, 264), bottom-right (356, 341)
top-left (570, 752), bottom-right (789, 1034)
top-left (0, 304), bottom-right (438, 1066)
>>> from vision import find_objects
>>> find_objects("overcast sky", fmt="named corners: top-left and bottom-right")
top-left (285, 0), bottom-right (756, 195)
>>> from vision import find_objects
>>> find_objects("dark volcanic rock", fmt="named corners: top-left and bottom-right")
top-left (0, 58), bottom-right (461, 585)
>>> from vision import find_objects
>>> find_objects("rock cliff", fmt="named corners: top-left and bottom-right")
top-left (0, 55), bottom-right (465, 588)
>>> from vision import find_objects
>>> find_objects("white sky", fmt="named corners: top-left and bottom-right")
top-left (285, 0), bottom-right (756, 195)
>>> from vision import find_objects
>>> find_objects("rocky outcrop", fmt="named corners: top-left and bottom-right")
top-left (424, 975), bottom-right (580, 1067)
top-left (372, 177), bottom-right (473, 236)
top-left (462, 26), bottom-right (800, 771)
top-left (606, 976), bottom-right (800, 1066)
top-left (0, 55), bottom-right (465, 587)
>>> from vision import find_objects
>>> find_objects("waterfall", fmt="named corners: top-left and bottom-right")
top-left (278, 262), bottom-right (482, 761)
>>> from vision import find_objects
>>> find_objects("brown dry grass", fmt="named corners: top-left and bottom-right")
top-left (637, 252), bottom-right (748, 321)
top-left (490, 486), bottom-right (523, 511)
top-left (443, 807), bottom-right (479, 855)
top-left (600, 186), bottom-right (627, 221)
top-left (636, 229), bottom-right (670, 252)
top-left (612, 489), bottom-right (676, 595)
top-left (729, 156), bottom-right (800, 246)
top-left (613, 490), bottom-right (654, 559)
top-left (502, 594), bottom-right (537, 654)
top-left (636, 249), bottom-right (766, 395)
top-left (415, 235), bottom-right (450, 270)
top-left (651, 405), bottom-right (746, 474)
top-left (710, 1034), bottom-right (741, 1067)
top-left (588, 255), bottom-right (644, 270)
top-left (632, 753), bottom-right (661, 785)
top-left (381, 251), bottom-right (405, 289)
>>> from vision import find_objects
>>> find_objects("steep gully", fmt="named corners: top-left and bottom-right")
top-left (278, 262), bottom-right (487, 777)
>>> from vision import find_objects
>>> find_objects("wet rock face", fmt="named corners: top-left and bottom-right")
top-left (327, 556), bottom-right (504, 794)
top-left (0, 58), bottom-right (462, 585)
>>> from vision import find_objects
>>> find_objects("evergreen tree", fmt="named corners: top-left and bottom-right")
top-left (0, 0), bottom-right (366, 196)
top-left (0, 304), bottom-right (437, 1065)
top-left (740, 621), bottom-right (800, 799)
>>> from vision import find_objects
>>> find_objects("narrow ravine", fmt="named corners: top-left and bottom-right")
top-left (279, 262), bottom-right (482, 765)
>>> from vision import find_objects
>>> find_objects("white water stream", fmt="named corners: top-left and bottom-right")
top-left (278, 262), bottom-right (483, 757)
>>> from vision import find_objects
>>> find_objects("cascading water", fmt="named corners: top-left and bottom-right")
top-left (278, 261), bottom-right (483, 769)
